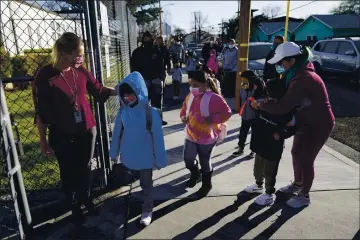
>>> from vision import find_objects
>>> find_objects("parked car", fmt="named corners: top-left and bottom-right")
top-left (218, 42), bottom-right (273, 78)
top-left (311, 37), bottom-right (360, 89)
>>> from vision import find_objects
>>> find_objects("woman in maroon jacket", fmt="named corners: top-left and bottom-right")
top-left (32, 32), bottom-right (116, 224)
top-left (252, 42), bottom-right (335, 208)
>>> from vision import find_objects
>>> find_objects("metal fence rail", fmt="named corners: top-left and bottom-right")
top-left (0, 0), bottom-right (138, 238)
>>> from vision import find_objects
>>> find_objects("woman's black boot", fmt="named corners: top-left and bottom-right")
top-left (196, 171), bottom-right (213, 198)
top-left (186, 165), bottom-right (201, 188)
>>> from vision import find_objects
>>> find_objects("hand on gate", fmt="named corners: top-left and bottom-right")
top-left (40, 140), bottom-right (54, 157)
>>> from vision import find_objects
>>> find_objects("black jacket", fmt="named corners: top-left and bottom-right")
top-left (250, 106), bottom-right (296, 161)
top-left (263, 48), bottom-right (280, 82)
top-left (130, 45), bottom-right (165, 80)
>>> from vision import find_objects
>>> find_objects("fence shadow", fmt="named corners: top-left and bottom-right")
top-left (205, 192), bottom-right (305, 240)
top-left (172, 192), bottom-right (259, 240)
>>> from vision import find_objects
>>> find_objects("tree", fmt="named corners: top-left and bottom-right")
top-left (261, 5), bottom-right (282, 19)
top-left (222, 13), bottom-right (269, 42)
top-left (331, 0), bottom-right (360, 14)
top-left (173, 26), bottom-right (186, 37)
top-left (126, 0), bottom-right (161, 26)
top-left (138, 21), bottom-right (159, 37)
top-left (191, 12), bottom-right (208, 43)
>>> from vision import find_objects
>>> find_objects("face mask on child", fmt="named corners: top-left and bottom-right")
top-left (190, 87), bottom-right (202, 96)
top-left (228, 44), bottom-right (234, 49)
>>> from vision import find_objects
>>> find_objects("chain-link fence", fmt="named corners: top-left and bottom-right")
top-left (0, 0), bottom-right (138, 238)
top-left (99, 0), bottom-right (138, 131)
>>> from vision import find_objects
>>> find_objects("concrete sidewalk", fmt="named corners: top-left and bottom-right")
top-left (33, 86), bottom-right (359, 240)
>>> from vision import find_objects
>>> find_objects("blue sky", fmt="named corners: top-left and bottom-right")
top-left (161, 1), bottom-right (342, 33)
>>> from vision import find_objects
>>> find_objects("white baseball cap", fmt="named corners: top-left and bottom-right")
top-left (267, 42), bottom-right (301, 64)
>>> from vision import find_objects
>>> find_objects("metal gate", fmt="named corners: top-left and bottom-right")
top-left (0, 0), bottom-right (138, 238)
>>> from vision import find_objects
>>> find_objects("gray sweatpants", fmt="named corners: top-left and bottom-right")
top-left (139, 169), bottom-right (153, 213)
top-left (183, 139), bottom-right (216, 173)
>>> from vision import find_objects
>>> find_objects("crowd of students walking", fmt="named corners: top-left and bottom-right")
top-left (32, 31), bottom-right (334, 228)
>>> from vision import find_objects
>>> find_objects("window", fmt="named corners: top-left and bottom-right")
top-left (249, 44), bottom-right (273, 60)
top-left (314, 41), bottom-right (326, 52)
top-left (337, 42), bottom-right (355, 55)
top-left (323, 41), bottom-right (339, 54)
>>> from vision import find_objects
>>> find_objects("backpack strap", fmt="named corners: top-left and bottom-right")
top-left (200, 91), bottom-right (214, 117)
top-left (145, 104), bottom-right (153, 133)
top-left (145, 104), bottom-right (156, 159)
top-left (186, 94), bottom-right (195, 118)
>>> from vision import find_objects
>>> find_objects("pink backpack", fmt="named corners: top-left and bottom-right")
top-left (207, 52), bottom-right (218, 74)
top-left (186, 91), bottom-right (227, 143)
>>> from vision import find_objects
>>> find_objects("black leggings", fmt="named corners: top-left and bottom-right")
top-left (49, 127), bottom-right (96, 206)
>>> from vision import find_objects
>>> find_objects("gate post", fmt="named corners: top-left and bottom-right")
top-left (0, 79), bottom-right (32, 239)
top-left (87, 0), bottom-right (112, 184)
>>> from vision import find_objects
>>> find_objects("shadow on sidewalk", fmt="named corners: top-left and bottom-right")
top-left (206, 192), bottom-right (306, 240)
top-left (124, 154), bottom-right (253, 239)
top-left (163, 122), bottom-right (186, 136)
top-left (172, 192), bottom-right (259, 240)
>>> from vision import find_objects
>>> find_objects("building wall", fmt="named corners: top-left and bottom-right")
top-left (1, 1), bottom-right (82, 56)
top-left (250, 27), bottom-right (268, 42)
top-left (269, 29), bottom-right (291, 42)
top-left (292, 16), bottom-right (333, 41)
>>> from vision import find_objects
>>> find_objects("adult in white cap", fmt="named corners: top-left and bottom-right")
top-left (251, 42), bottom-right (335, 208)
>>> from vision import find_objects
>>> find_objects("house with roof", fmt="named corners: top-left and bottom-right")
top-left (251, 21), bottom-right (302, 42)
top-left (291, 14), bottom-right (360, 42)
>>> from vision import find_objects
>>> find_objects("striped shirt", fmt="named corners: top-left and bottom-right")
top-left (180, 92), bottom-right (232, 145)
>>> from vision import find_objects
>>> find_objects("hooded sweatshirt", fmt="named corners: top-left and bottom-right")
top-left (259, 62), bottom-right (334, 128)
top-left (109, 72), bottom-right (167, 170)
top-left (222, 47), bottom-right (238, 71)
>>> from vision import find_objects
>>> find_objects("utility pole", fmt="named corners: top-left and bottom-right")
top-left (235, 0), bottom-right (251, 112)
top-left (159, 1), bottom-right (162, 36)
top-left (193, 12), bottom-right (197, 43)
top-left (284, 0), bottom-right (291, 41)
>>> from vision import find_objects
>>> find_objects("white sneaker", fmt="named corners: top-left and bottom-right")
top-left (140, 212), bottom-right (152, 226)
top-left (255, 193), bottom-right (274, 206)
top-left (243, 183), bottom-right (263, 194)
top-left (279, 181), bottom-right (302, 194)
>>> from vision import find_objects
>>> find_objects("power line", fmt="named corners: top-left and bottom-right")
top-left (272, 0), bottom-right (318, 18)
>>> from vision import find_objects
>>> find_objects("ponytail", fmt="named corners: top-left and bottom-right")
top-left (207, 77), bottom-right (220, 95)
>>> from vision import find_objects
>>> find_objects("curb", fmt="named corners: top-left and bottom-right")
top-left (322, 143), bottom-right (359, 168)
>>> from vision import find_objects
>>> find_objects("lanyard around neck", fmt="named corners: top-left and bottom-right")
top-left (60, 68), bottom-right (79, 110)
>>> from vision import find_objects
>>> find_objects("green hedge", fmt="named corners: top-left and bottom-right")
top-left (24, 48), bottom-right (52, 54)
top-left (11, 52), bottom-right (52, 78)
top-left (0, 45), bottom-right (12, 78)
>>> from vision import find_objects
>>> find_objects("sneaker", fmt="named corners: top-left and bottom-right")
top-left (243, 183), bottom-right (263, 194)
top-left (286, 193), bottom-right (310, 208)
top-left (279, 181), bottom-right (302, 194)
top-left (248, 152), bottom-right (256, 158)
top-left (162, 120), bottom-right (168, 126)
top-left (255, 193), bottom-right (274, 206)
top-left (140, 212), bottom-right (153, 226)
top-left (232, 149), bottom-right (244, 156)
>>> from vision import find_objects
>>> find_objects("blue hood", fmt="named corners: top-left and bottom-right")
top-left (117, 71), bottom-right (148, 108)
top-left (110, 71), bottom-right (167, 170)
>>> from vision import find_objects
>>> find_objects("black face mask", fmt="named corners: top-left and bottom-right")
top-left (143, 41), bottom-right (153, 47)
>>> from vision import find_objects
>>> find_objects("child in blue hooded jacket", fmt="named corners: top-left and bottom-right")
top-left (109, 72), bottom-right (167, 226)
